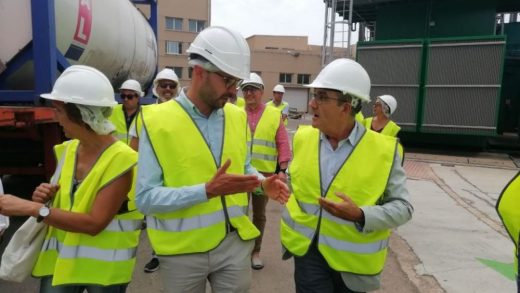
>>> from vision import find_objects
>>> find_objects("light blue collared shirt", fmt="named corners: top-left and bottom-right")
top-left (288, 122), bottom-right (413, 292)
top-left (135, 90), bottom-right (263, 215)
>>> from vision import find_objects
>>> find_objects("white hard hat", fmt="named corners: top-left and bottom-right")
top-left (273, 84), bottom-right (285, 93)
top-left (120, 79), bottom-right (144, 97)
top-left (240, 73), bottom-right (264, 89)
top-left (152, 68), bottom-right (179, 97)
top-left (40, 65), bottom-right (116, 107)
top-left (187, 26), bottom-right (250, 80)
top-left (378, 95), bottom-right (397, 115)
top-left (306, 58), bottom-right (371, 102)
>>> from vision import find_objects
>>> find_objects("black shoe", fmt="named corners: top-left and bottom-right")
top-left (144, 257), bottom-right (160, 273)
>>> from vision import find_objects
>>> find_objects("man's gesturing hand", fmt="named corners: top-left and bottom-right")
top-left (318, 191), bottom-right (364, 222)
top-left (261, 175), bottom-right (290, 204)
top-left (205, 159), bottom-right (261, 198)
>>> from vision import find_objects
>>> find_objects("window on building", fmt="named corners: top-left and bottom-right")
top-left (165, 17), bottom-right (182, 31)
top-left (173, 67), bottom-right (183, 79)
top-left (189, 19), bottom-right (206, 32)
top-left (297, 74), bottom-right (310, 85)
top-left (279, 73), bottom-right (292, 83)
top-left (166, 41), bottom-right (182, 55)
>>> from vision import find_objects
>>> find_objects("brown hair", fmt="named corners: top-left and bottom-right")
top-left (63, 103), bottom-right (93, 132)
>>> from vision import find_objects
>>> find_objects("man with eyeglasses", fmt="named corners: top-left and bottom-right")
top-left (135, 26), bottom-right (289, 293)
top-left (109, 79), bottom-right (144, 144)
top-left (241, 73), bottom-right (291, 270)
top-left (280, 58), bottom-right (413, 293)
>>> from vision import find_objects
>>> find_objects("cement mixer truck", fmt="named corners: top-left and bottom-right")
top-left (0, 0), bottom-right (158, 178)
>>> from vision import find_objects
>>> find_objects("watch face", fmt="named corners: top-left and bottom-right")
top-left (39, 206), bottom-right (50, 217)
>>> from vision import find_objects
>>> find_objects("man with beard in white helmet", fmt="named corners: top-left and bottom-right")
top-left (135, 26), bottom-right (289, 292)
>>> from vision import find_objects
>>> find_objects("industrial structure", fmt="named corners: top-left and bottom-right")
top-left (0, 0), bottom-right (159, 178)
top-left (323, 0), bottom-right (520, 147)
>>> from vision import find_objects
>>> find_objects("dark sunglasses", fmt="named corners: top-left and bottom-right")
top-left (159, 83), bottom-right (177, 89)
top-left (120, 94), bottom-right (138, 100)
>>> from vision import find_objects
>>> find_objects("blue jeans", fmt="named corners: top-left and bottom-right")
top-left (39, 276), bottom-right (128, 293)
top-left (294, 242), bottom-right (363, 293)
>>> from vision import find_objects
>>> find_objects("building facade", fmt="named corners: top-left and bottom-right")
top-left (138, 0), bottom-right (210, 86)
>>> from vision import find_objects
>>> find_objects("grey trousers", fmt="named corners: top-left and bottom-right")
top-left (158, 231), bottom-right (254, 293)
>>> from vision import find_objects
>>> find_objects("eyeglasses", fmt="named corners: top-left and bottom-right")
top-left (158, 83), bottom-right (177, 89)
top-left (213, 71), bottom-right (241, 89)
top-left (242, 87), bottom-right (259, 94)
top-left (120, 94), bottom-right (137, 100)
top-left (311, 92), bottom-right (342, 105)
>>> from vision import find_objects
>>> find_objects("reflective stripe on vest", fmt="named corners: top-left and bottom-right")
top-left (42, 237), bottom-right (137, 261)
top-left (147, 205), bottom-right (248, 232)
top-left (142, 101), bottom-right (259, 255)
top-left (281, 125), bottom-right (396, 275)
top-left (496, 171), bottom-right (520, 272)
top-left (251, 106), bottom-right (280, 173)
top-left (32, 140), bottom-right (141, 286)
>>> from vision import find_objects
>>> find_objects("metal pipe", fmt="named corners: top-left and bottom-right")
top-left (321, 1), bottom-right (329, 67)
top-left (329, 0), bottom-right (336, 63)
top-left (347, 0), bottom-right (354, 58)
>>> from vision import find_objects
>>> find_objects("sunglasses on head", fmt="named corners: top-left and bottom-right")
top-left (159, 83), bottom-right (177, 89)
top-left (120, 94), bottom-right (138, 100)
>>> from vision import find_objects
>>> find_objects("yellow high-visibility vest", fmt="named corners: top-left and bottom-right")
top-left (362, 117), bottom-right (401, 137)
top-left (236, 97), bottom-right (246, 108)
top-left (109, 104), bottom-right (140, 144)
top-left (32, 140), bottom-right (142, 286)
top-left (355, 112), bottom-right (364, 123)
top-left (281, 125), bottom-right (396, 275)
top-left (251, 106), bottom-right (281, 173)
top-left (363, 117), bottom-right (404, 164)
top-left (496, 172), bottom-right (520, 273)
top-left (266, 100), bottom-right (288, 126)
top-left (142, 101), bottom-right (259, 255)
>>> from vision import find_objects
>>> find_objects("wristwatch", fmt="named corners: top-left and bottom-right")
top-left (36, 205), bottom-right (50, 223)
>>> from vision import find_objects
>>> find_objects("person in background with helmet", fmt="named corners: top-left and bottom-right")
top-left (109, 79), bottom-right (144, 144)
top-left (280, 58), bottom-right (413, 292)
top-left (0, 65), bottom-right (142, 292)
top-left (128, 68), bottom-right (180, 152)
top-left (496, 173), bottom-right (520, 293)
top-left (241, 73), bottom-right (292, 270)
top-left (362, 95), bottom-right (405, 164)
top-left (362, 95), bottom-right (400, 137)
top-left (267, 84), bottom-right (289, 126)
top-left (135, 26), bottom-right (289, 293)
top-left (153, 68), bottom-right (180, 104)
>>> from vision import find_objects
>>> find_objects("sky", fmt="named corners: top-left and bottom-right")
top-left (211, 0), bottom-right (356, 46)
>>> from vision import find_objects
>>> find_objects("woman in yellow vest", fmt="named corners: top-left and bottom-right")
top-left (363, 94), bottom-right (400, 136)
top-left (363, 94), bottom-right (405, 164)
top-left (0, 65), bottom-right (142, 292)
top-left (496, 172), bottom-right (520, 292)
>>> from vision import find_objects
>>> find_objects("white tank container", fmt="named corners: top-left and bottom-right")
top-left (0, 0), bottom-right (157, 90)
